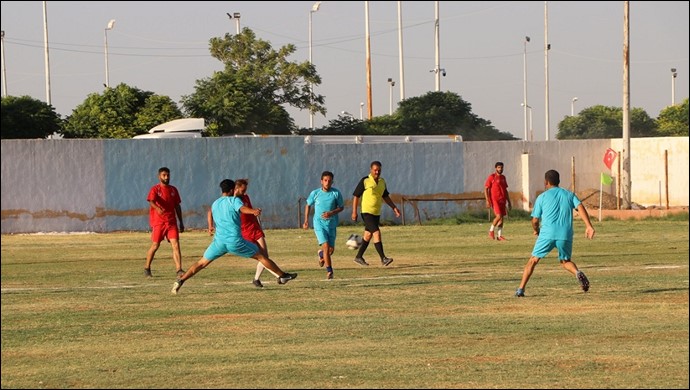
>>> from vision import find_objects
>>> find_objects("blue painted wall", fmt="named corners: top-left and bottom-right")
top-left (3, 136), bottom-right (686, 233)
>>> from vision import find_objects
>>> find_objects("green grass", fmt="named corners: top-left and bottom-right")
top-left (2, 218), bottom-right (688, 389)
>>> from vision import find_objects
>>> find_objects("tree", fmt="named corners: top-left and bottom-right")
top-left (656, 98), bottom-right (689, 136)
top-left (132, 95), bottom-right (187, 134)
top-left (1, 96), bottom-right (62, 139)
top-left (366, 114), bottom-right (404, 136)
top-left (393, 91), bottom-right (516, 140)
top-left (557, 105), bottom-right (657, 139)
top-left (308, 114), bottom-right (367, 135)
top-left (308, 91), bottom-right (516, 139)
top-left (181, 29), bottom-right (325, 135)
top-left (62, 83), bottom-right (182, 139)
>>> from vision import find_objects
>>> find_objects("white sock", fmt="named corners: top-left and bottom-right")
top-left (497, 227), bottom-right (503, 237)
top-left (489, 225), bottom-right (495, 232)
top-left (254, 264), bottom-right (264, 280)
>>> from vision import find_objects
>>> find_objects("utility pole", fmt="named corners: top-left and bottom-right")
top-left (365, 1), bottom-right (373, 119)
top-left (621, 1), bottom-right (631, 209)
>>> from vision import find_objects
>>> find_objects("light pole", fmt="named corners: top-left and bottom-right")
top-left (671, 68), bottom-right (677, 106)
top-left (1, 30), bottom-right (7, 97)
top-left (433, 1), bottom-right (441, 92)
top-left (308, 1), bottom-right (321, 129)
top-left (43, 1), bottom-right (51, 104)
top-left (528, 105), bottom-right (533, 141)
top-left (104, 19), bottom-right (115, 88)
top-left (365, 1), bottom-right (372, 120)
top-left (522, 103), bottom-right (533, 141)
top-left (226, 12), bottom-right (240, 34)
top-left (571, 97), bottom-right (578, 116)
top-left (544, 1), bottom-right (550, 141)
top-left (387, 78), bottom-right (395, 115)
top-left (522, 35), bottom-right (530, 141)
top-left (397, 1), bottom-right (405, 100)
top-left (359, 102), bottom-right (364, 120)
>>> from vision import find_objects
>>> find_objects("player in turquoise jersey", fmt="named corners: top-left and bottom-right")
top-left (172, 179), bottom-right (296, 294)
top-left (515, 170), bottom-right (595, 297)
top-left (303, 171), bottom-right (344, 280)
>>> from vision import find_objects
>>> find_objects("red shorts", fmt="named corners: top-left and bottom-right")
top-left (151, 223), bottom-right (179, 243)
top-left (242, 227), bottom-right (265, 243)
top-left (492, 200), bottom-right (507, 217)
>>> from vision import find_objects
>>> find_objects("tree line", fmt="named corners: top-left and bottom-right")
top-left (1, 28), bottom-right (687, 140)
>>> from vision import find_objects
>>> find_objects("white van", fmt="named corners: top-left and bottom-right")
top-left (133, 118), bottom-right (205, 139)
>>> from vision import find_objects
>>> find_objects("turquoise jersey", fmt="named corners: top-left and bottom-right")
top-left (531, 187), bottom-right (582, 241)
top-left (306, 187), bottom-right (344, 230)
top-left (211, 196), bottom-right (245, 243)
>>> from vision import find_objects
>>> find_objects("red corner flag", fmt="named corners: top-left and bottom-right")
top-left (603, 148), bottom-right (617, 170)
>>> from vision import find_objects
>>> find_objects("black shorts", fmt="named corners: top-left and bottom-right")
top-left (361, 213), bottom-right (381, 233)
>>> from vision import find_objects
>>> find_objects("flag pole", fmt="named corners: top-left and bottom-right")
top-left (599, 173), bottom-right (604, 222)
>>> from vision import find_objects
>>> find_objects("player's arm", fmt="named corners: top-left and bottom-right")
top-left (175, 204), bottom-right (184, 232)
top-left (207, 209), bottom-right (215, 235)
top-left (324, 205), bottom-right (344, 219)
top-left (240, 205), bottom-right (261, 217)
top-left (351, 178), bottom-right (365, 221)
top-left (383, 195), bottom-right (400, 218)
top-left (505, 184), bottom-right (512, 210)
top-left (531, 217), bottom-right (540, 236)
top-left (149, 200), bottom-right (163, 215)
top-left (303, 204), bottom-right (311, 229)
top-left (332, 194), bottom-right (345, 217)
top-left (484, 186), bottom-right (492, 208)
top-left (351, 196), bottom-right (360, 221)
top-left (576, 203), bottom-right (595, 239)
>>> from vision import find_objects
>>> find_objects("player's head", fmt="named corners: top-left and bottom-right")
top-left (321, 171), bottom-right (334, 190)
top-left (234, 178), bottom-right (248, 195)
top-left (494, 162), bottom-right (504, 174)
top-left (321, 171), bottom-right (334, 180)
top-left (219, 179), bottom-right (235, 195)
top-left (158, 167), bottom-right (171, 184)
top-left (370, 161), bottom-right (382, 179)
top-left (545, 170), bottom-right (560, 186)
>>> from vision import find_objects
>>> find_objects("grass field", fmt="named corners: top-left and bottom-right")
top-left (1, 216), bottom-right (688, 389)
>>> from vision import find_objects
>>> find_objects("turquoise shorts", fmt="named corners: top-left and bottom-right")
top-left (531, 237), bottom-right (573, 260)
top-left (314, 224), bottom-right (337, 247)
top-left (203, 238), bottom-right (258, 261)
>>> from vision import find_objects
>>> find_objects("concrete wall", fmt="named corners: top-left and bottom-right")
top-left (1, 136), bottom-right (687, 233)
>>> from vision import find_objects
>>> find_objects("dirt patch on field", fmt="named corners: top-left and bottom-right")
top-left (576, 188), bottom-right (628, 210)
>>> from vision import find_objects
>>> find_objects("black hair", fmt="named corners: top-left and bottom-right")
top-left (219, 179), bottom-right (235, 194)
top-left (545, 170), bottom-right (560, 186)
top-left (370, 161), bottom-right (382, 168)
top-left (495, 162), bottom-right (504, 168)
top-left (321, 171), bottom-right (334, 179)
top-left (158, 167), bottom-right (170, 174)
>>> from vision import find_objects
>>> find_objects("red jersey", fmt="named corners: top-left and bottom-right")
top-left (239, 194), bottom-right (264, 241)
top-left (147, 183), bottom-right (181, 226)
top-left (484, 173), bottom-right (508, 202)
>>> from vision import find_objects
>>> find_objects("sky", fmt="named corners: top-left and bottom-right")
top-left (1, 1), bottom-right (688, 140)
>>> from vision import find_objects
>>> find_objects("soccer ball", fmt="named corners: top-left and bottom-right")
top-left (345, 234), bottom-right (363, 250)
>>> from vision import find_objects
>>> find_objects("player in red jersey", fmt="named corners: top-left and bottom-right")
top-left (144, 167), bottom-right (184, 277)
top-left (484, 162), bottom-right (512, 241)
